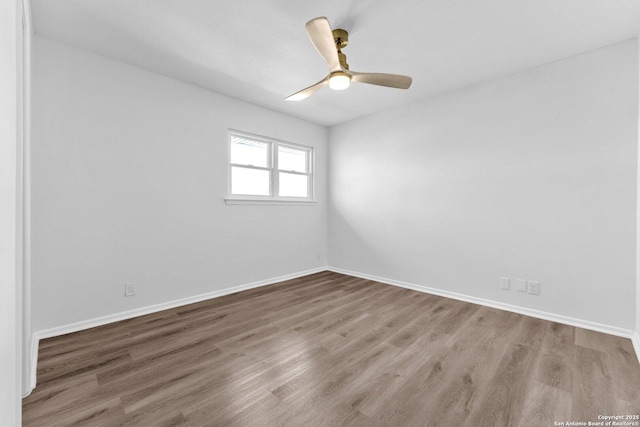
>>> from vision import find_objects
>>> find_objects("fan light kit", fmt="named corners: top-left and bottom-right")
top-left (286, 17), bottom-right (412, 101)
top-left (329, 72), bottom-right (351, 90)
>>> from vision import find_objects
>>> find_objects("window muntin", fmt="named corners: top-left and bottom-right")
top-left (228, 132), bottom-right (313, 201)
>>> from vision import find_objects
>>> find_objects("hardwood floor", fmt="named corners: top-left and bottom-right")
top-left (22, 272), bottom-right (640, 426)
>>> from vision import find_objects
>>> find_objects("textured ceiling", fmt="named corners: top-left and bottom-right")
top-left (31, 0), bottom-right (640, 126)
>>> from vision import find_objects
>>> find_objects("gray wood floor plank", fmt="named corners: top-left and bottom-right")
top-left (22, 272), bottom-right (640, 426)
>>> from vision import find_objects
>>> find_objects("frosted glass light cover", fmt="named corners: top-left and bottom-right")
top-left (329, 74), bottom-right (351, 90)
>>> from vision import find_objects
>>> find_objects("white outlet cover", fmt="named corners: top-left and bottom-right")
top-left (516, 279), bottom-right (527, 292)
top-left (527, 280), bottom-right (540, 295)
top-left (125, 282), bottom-right (136, 297)
top-left (499, 277), bottom-right (510, 290)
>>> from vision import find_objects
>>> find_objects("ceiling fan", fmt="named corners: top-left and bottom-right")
top-left (285, 17), bottom-right (412, 101)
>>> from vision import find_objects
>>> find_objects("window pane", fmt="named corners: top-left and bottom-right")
top-left (278, 145), bottom-right (307, 173)
top-left (231, 166), bottom-right (270, 195)
top-left (279, 172), bottom-right (308, 197)
top-left (231, 136), bottom-right (269, 167)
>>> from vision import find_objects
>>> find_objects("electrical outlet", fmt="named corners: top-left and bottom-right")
top-left (499, 277), bottom-right (510, 290)
top-left (125, 282), bottom-right (136, 297)
top-left (527, 280), bottom-right (540, 295)
top-left (516, 279), bottom-right (527, 292)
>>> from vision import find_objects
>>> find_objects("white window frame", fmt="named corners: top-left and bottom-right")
top-left (225, 130), bottom-right (315, 205)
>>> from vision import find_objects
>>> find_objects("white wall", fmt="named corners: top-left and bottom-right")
top-left (31, 36), bottom-right (328, 332)
top-left (329, 40), bottom-right (638, 330)
top-left (0, 0), bottom-right (23, 423)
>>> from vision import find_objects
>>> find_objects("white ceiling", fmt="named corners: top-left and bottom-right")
top-left (31, 0), bottom-right (640, 127)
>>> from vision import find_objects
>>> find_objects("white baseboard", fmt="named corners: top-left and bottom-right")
top-left (328, 267), bottom-right (639, 353)
top-left (22, 334), bottom-right (38, 398)
top-left (632, 332), bottom-right (640, 364)
top-left (24, 266), bottom-right (328, 396)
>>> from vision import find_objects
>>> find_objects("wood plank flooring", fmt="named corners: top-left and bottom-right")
top-left (22, 272), bottom-right (640, 426)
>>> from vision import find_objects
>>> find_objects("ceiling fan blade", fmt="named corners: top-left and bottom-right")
top-left (350, 72), bottom-right (413, 89)
top-left (305, 17), bottom-right (341, 72)
top-left (285, 77), bottom-right (329, 101)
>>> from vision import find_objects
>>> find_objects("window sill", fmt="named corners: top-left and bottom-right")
top-left (224, 198), bottom-right (317, 206)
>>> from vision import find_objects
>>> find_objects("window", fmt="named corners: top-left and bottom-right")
top-left (227, 131), bottom-right (314, 203)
